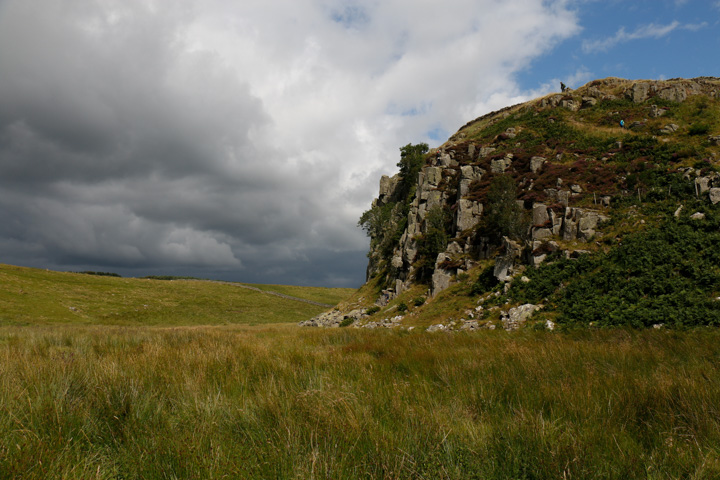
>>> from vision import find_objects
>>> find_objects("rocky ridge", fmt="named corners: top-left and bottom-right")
top-left (304, 77), bottom-right (720, 331)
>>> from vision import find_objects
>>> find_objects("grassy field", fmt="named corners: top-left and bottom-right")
top-left (2, 264), bottom-right (720, 478)
top-left (239, 283), bottom-right (355, 306)
top-left (0, 264), bottom-right (353, 326)
top-left (1, 325), bottom-right (719, 479)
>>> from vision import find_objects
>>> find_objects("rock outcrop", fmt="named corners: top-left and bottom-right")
top-left (360, 77), bottom-right (720, 301)
top-left (305, 76), bottom-right (720, 330)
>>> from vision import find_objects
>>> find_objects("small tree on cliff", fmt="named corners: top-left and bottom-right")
top-left (482, 174), bottom-right (528, 242)
top-left (358, 142), bottom-right (429, 243)
top-left (395, 143), bottom-right (429, 203)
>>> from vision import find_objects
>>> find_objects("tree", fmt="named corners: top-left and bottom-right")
top-left (396, 143), bottom-right (429, 202)
top-left (482, 174), bottom-right (527, 241)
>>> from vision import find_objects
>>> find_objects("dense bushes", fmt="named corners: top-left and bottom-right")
top-left (510, 212), bottom-right (720, 328)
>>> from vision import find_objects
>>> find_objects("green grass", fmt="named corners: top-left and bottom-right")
top-left (0, 264), bottom-right (350, 326)
top-left (239, 283), bottom-right (356, 306)
top-left (1, 325), bottom-right (719, 479)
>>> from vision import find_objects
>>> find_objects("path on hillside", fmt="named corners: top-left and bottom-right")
top-left (218, 282), bottom-right (334, 308)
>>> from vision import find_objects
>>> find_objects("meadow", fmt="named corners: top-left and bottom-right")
top-left (1, 265), bottom-right (720, 478)
top-left (0, 264), bottom-right (352, 326)
top-left (2, 325), bottom-right (720, 479)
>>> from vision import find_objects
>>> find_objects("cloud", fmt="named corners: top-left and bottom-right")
top-left (582, 20), bottom-right (707, 53)
top-left (0, 0), bottom-right (580, 286)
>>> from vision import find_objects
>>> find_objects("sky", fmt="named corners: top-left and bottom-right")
top-left (0, 0), bottom-right (718, 287)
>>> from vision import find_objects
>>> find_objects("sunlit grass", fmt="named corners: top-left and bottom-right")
top-left (238, 282), bottom-right (356, 306)
top-left (0, 264), bottom-right (350, 326)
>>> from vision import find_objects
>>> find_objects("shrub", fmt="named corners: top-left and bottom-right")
top-left (79, 271), bottom-right (122, 277)
top-left (397, 302), bottom-right (408, 312)
top-left (470, 266), bottom-right (499, 296)
top-left (366, 306), bottom-right (380, 315)
top-left (688, 123), bottom-right (710, 136)
top-left (509, 213), bottom-right (720, 328)
top-left (339, 318), bottom-right (354, 327)
top-left (413, 297), bottom-right (426, 307)
top-left (482, 174), bottom-right (528, 242)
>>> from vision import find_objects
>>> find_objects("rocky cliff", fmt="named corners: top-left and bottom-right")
top-left (305, 77), bottom-right (720, 330)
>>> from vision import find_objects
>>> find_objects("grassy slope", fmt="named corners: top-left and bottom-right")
top-left (0, 264), bottom-right (352, 326)
top-left (1, 325), bottom-right (719, 479)
top-left (240, 283), bottom-right (356, 306)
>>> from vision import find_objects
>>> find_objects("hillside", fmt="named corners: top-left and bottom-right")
top-left (0, 264), bottom-right (354, 326)
top-left (306, 77), bottom-right (720, 330)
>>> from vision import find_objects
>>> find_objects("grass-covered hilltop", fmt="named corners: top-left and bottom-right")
top-left (307, 77), bottom-right (720, 330)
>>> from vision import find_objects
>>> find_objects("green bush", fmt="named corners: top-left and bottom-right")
top-left (413, 297), bottom-right (426, 307)
top-left (397, 302), bottom-right (408, 313)
top-left (470, 266), bottom-right (499, 296)
top-left (509, 213), bottom-right (720, 328)
top-left (366, 306), bottom-right (380, 315)
top-left (339, 318), bottom-right (354, 327)
top-left (79, 271), bottom-right (122, 277)
top-left (688, 123), bottom-right (710, 136)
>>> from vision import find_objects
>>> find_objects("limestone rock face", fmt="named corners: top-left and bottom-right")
top-left (490, 154), bottom-right (513, 173)
top-left (532, 203), bottom-right (550, 227)
top-left (710, 188), bottom-right (720, 205)
top-left (455, 199), bottom-right (483, 233)
top-left (533, 228), bottom-right (553, 241)
top-left (562, 208), bottom-right (609, 241)
top-left (424, 167), bottom-right (443, 186)
top-left (458, 165), bottom-right (485, 197)
top-left (626, 82), bottom-right (651, 103)
top-left (436, 152), bottom-right (455, 167)
top-left (530, 156), bottom-right (546, 173)
top-left (502, 304), bottom-right (540, 331)
top-left (657, 85), bottom-right (689, 103)
top-left (494, 237), bottom-right (523, 282)
top-left (478, 146), bottom-right (496, 158)
top-left (561, 98), bottom-right (579, 111)
top-left (378, 175), bottom-right (399, 203)
top-left (695, 177), bottom-right (711, 194)
top-left (431, 253), bottom-right (453, 297)
top-left (581, 97), bottom-right (598, 109)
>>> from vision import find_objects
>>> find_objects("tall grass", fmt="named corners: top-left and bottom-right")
top-left (2, 325), bottom-right (719, 478)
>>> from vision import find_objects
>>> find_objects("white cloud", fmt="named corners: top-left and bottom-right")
top-left (582, 20), bottom-right (708, 53)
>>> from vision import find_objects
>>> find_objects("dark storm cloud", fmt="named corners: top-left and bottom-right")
top-left (0, 0), bottom-right (353, 281)
top-left (0, 0), bottom-right (581, 286)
